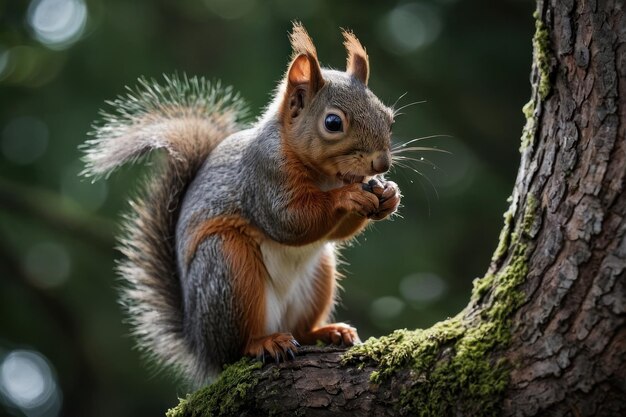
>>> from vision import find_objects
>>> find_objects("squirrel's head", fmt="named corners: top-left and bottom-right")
top-left (278, 23), bottom-right (394, 186)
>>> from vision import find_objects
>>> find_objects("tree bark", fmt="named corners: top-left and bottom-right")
top-left (167, 0), bottom-right (625, 416)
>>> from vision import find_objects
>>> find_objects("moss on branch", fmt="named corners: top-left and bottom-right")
top-left (167, 358), bottom-right (262, 417)
top-left (344, 194), bottom-right (539, 416)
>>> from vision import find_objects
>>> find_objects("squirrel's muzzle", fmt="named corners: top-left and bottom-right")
top-left (371, 151), bottom-right (391, 174)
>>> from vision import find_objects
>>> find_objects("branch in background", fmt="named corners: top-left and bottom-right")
top-left (0, 177), bottom-right (115, 251)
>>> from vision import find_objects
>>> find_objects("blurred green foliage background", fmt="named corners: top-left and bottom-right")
top-left (0, 0), bottom-right (534, 415)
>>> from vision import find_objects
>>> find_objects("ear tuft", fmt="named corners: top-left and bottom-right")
top-left (342, 28), bottom-right (370, 85)
top-left (290, 21), bottom-right (318, 59)
top-left (284, 23), bottom-right (324, 98)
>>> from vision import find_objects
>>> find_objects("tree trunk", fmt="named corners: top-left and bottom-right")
top-left (503, 0), bottom-right (625, 414)
top-left (167, 1), bottom-right (625, 416)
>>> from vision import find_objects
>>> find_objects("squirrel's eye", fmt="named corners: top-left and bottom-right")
top-left (324, 114), bottom-right (343, 133)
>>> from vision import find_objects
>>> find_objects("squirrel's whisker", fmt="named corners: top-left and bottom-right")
top-left (392, 100), bottom-right (427, 116)
top-left (392, 146), bottom-right (451, 155)
top-left (390, 91), bottom-right (409, 111)
top-left (393, 161), bottom-right (439, 199)
top-left (393, 155), bottom-right (440, 171)
top-left (392, 134), bottom-right (453, 151)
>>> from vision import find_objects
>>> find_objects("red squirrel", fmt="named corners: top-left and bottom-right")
top-left (82, 23), bottom-right (400, 386)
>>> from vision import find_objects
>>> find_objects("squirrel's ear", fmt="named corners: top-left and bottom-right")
top-left (283, 23), bottom-right (324, 119)
top-left (342, 29), bottom-right (369, 85)
top-left (284, 54), bottom-right (324, 119)
top-left (287, 54), bottom-right (323, 90)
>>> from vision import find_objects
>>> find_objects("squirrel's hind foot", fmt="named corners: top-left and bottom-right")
top-left (245, 333), bottom-right (299, 364)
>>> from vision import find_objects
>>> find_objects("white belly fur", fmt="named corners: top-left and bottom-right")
top-left (260, 239), bottom-right (335, 334)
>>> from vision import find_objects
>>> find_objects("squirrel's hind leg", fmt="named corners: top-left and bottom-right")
top-left (291, 249), bottom-right (361, 347)
top-left (188, 216), bottom-right (304, 365)
top-left (218, 226), bottom-right (301, 363)
top-left (182, 236), bottom-right (243, 382)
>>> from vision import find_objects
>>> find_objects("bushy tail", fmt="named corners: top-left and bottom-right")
top-left (81, 74), bottom-right (247, 384)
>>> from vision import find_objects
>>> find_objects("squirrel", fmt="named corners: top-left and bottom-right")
top-left (81, 23), bottom-right (401, 386)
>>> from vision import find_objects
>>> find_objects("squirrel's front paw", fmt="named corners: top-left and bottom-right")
top-left (340, 183), bottom-right (379, 217)
top-left (365, 178), bottom-right (401, 220)
top-left (304, 323), bottom-right (361, 346)
top-left (245, 333), bottom-right (299, 364)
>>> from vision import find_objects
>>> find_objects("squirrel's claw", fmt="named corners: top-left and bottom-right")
top-left (245, 333), bottom-right (299, 365)
top-left (286, 348), bottom-right (296, 360)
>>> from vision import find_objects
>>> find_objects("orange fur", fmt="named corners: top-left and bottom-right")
top-left (186, 215), bottom-right (262, 265)
top-left (327, 212), bottom-right (370, 240)
top-left (221, 229), bottom-right (270, 354)
top-left (280, 143), bottom-right (336, 244)
top-left (187, 215), bottom-right (269, 354)
top-left (279, 141), bottom-right (378, 244)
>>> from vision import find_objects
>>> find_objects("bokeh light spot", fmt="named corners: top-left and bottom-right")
top-left (1, 117), bottom-right (49, 165)
top-left (24, 242), bottom-right (72, 289)
top-left (370, 296), bottom-right (405, 323)
top-left (27, 0), bottom-right (88, 50)
top-left (399, 272), bottom-right (447, 304)
top-left (380, 3), bottom-right (442, 54)
top-left (0, 350), bottom-right (61, 417)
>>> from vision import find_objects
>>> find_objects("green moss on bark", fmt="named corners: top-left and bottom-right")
top-left (166, 358), bottom-right (262, 417)
top-left (491, 206), bottom-right (514, 264)
top-left (344, 195), bottom-right (539, 416)
top-left (520, 100), bottom-right (537, 151)
top-left (520, 11), bottom-right (552, 151)
top-left (532, 11), bottom-right (552, 100)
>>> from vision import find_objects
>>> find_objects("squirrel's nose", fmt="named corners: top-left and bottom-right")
top-left (372, 151), bottom-right (391, 174)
